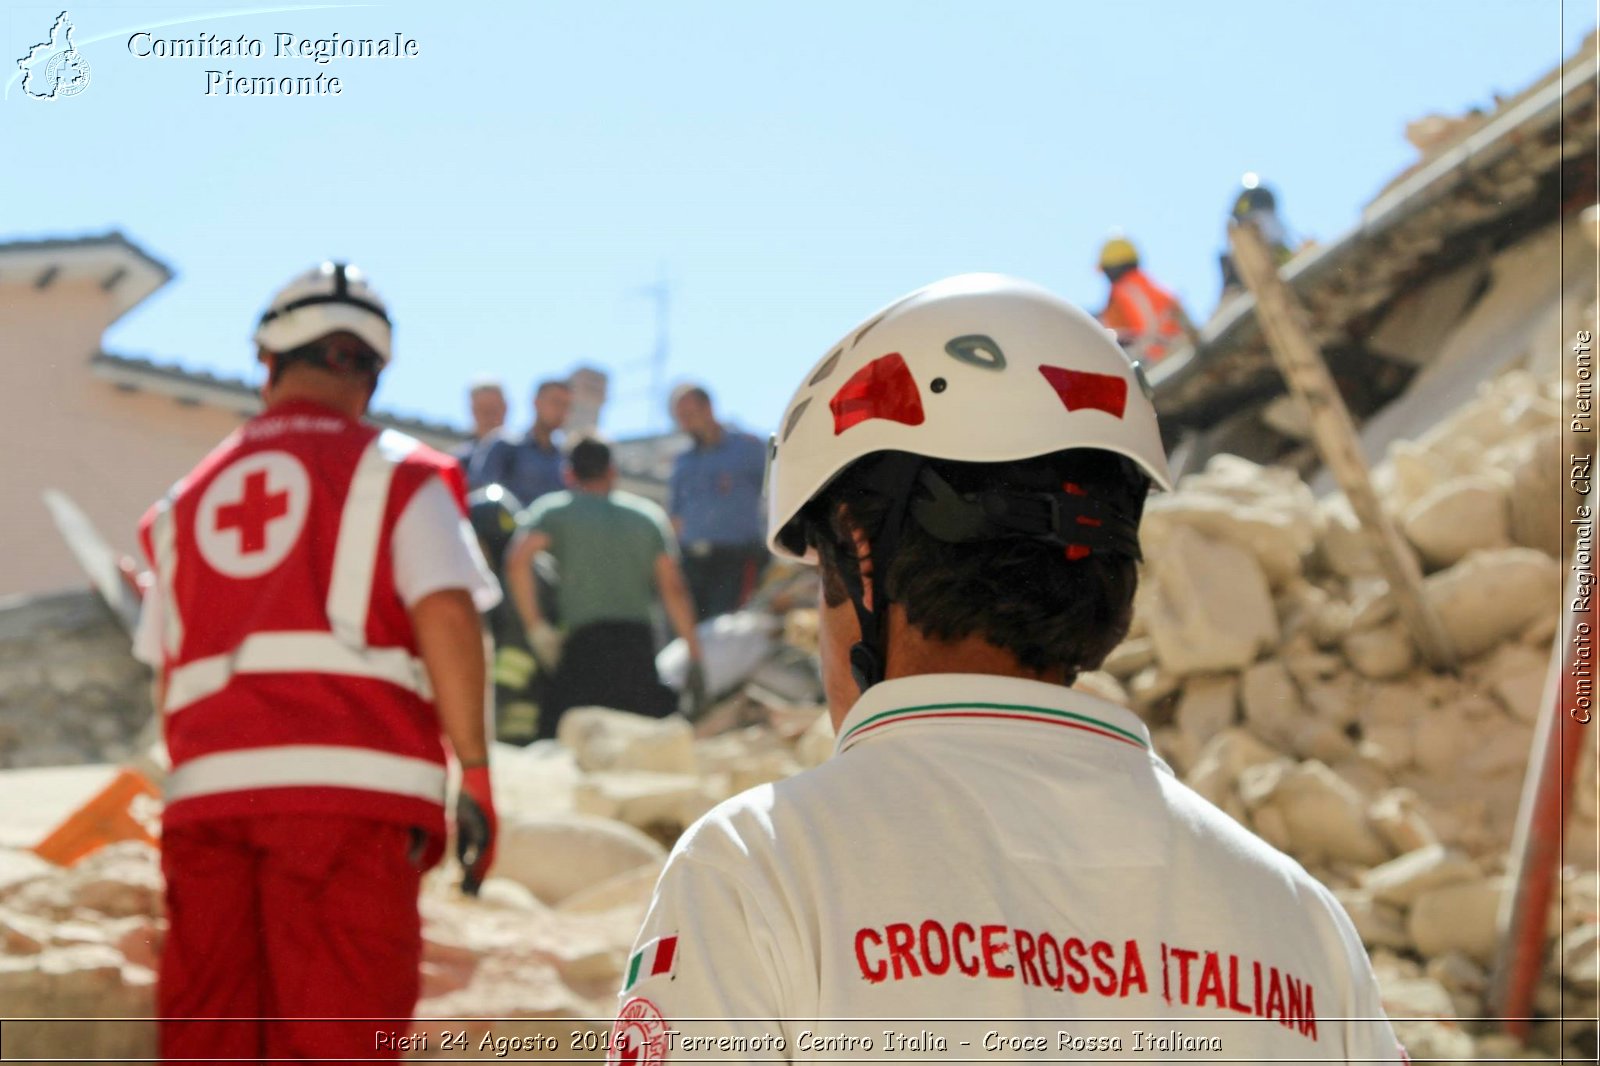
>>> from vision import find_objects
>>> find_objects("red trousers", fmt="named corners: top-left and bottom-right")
top-left (159, 814), bottom-right (424, 1063)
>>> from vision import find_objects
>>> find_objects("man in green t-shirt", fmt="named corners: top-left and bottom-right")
top-left (504, 437), bottom-right (703, 735)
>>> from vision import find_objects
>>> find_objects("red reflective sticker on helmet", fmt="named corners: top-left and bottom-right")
top-left (1065, 544), bottom-right (1092, 561)
top-left (1038, 365), bottom-right (1128, 419)
top-left (830, 353), bottom-right (926, 434)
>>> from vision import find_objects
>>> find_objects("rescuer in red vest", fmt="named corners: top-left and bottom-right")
top-left (133, 262), bottom-right (503, 1061)
top-left (1096, 235), bottom-right (1195, 366)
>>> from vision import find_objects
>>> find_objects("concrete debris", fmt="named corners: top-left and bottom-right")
top-left (1342, 621), bottom-right (1416, 680)
top-left (491, 813), bottom-right (664, 906)
top-left (1360, 844), bottom-right (1478, 907)
top-left (1144, 525), bottom-right (1279, 676)
top-left (556, 707), bottom-right (697, 775)
top-left (1421, 547), bottom-right (1562, 660)
top-left (1400, 476), bottom-right (1511, 570)
top-left (1408, 877), bottom-right (1506, 965)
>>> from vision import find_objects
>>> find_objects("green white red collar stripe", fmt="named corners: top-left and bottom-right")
top-left (833, 676), bottom-right (1151, 756)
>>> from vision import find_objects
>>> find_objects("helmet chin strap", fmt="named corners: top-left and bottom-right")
top-left (841, 454), bottom-right (925, 694)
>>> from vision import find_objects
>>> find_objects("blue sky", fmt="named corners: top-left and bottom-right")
top-left (3, 1), bottom-right (1592, 438)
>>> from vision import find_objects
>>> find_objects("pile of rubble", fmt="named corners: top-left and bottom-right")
top-left (0, 705), bottom-right (837, 1061)
top-left (1093, 365), bottom-right (1596, 1060)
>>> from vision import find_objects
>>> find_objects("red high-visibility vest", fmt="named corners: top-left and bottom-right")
top-left (137, 399), bottom-right (467, 834)
top-left (1100, 268), bottom-right (1187, 364)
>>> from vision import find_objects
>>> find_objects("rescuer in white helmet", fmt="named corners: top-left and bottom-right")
top-left (607, 274), bottom-right (1405, 1063)
top-left (134, 261), bottom-right (502, 1061)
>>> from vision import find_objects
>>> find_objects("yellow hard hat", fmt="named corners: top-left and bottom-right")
top-left (1098, 236), bottom-right (1139, 270)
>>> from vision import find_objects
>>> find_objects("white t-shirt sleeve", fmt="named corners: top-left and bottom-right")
top-left (392, 475), bottom-right (502, 612)
top-left (132, 585), bottom-right (165, 668)
top-left (608, 842), bottom-right (797, 1061)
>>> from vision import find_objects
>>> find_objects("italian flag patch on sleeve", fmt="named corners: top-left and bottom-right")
top-left (625, 935), bottom-right (678, 990)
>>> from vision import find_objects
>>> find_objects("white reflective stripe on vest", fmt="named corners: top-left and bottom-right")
top-left (165, 745), bottom-right (447, 805)
top-left (326, 429), bottom-right (419, 645)
top-left (152, 498), bottom-right (183, 657)
top-left (163, 631), bottom-right (433, 714)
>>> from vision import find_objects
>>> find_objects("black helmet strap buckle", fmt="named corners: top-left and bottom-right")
top-left (909, 466), bottom-right (1144, 562)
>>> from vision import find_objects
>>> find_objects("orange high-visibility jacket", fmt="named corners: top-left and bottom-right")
top-left (1099, 268), bottom-right (1189, 365)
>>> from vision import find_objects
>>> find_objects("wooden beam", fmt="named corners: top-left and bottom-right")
top-left (1228, 221), bottom-right (1458, 672)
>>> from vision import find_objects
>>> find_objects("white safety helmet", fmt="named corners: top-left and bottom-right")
top-left (253, 261), bottom-right (392, 364)
top-left (766, 273), bottom-right (1172, 563)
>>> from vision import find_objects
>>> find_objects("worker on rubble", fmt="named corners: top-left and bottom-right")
top-left (504, 435), bottom-right (704, 732)
top-left (668, 383), bottom-right (771, 621)
top-left (1220, 172), bottom-right (1294, 298)
top-left (1096, 234), bottom-right (1195, 366)
top-left (133, 262), bottom-right (503, 1062)
top-left (468, 483), bottom-right (546, 744)
top-left (608, 274), bottom-right (1405, 1063)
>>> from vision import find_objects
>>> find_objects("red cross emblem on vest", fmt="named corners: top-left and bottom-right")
top-left (215, 470), bottom-right (292, 554)
top-left (195, 451), bottom-right (312, 579)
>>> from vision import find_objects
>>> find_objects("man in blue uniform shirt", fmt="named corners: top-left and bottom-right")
top-left (667, 384), bottom-right (767, 620)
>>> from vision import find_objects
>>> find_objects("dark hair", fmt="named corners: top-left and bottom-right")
top-left (800, 449), bottom-right (1142, 681)
top-left (535, 378), bottom-right (572, 397)
top-left (568, 436), bottom-right (612, 481)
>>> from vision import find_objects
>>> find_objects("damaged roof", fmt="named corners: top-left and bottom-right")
top-left (1150, 35), bottom-right (1599, 440)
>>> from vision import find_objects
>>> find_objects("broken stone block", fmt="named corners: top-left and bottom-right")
top-left (1141, 489), bottom-right (1312, 590)
top-left (1423, 548), bottom-right (1563, 660)
top-left (1316, 495), bottom-right (1381, 579)
top-left (1174, 675), bottom-right (1238, 747)
top-left (1302, 672), bottom-right (1360, 726)
top-left (1368, 790), bottom-right (1440, 855)
top-left (1285, 648), bottom-right (1345, 687)
top-left (1240, 660), bottom-right (1303, 751)
top-left (557, 861), bottom-right (663, 916)
top-left (492, 813), bottom-right (664, 906)
top-left (1504, 426), bottom-right (1565, 557)
top-left (1100, 637), bottom-right (1156, 680)
top-left (1379, 974), bottom-right (1456, 1018)
top-left (1334, 889), bottom-right (1410, 950)
top-left (1249, 804), bottom-right (1292, 853)
top-left (1072, 671), bottom-right (1127, 706)
top-left (557, 707), bottom-right (697, 775)
top-left (1252, 761), bottom-right (1392, 867)
top-left (1330, 755), bottom-right (1394, 800)
top-left (1144, 525), bottom-right (1278, 677)
top-left (1412, 707), bottom-right (1480, 777)
top-left (1358, 721), bottom-right (1413, 773)
top-left (1484, 643), bottom-right (1550, 723)
top-left (1184, 729), bottom-right (1283, 808)
top-left (1361, 844), bottom-right (1479, 907)
top-left (1401, 477), bottom-right (1512, 570)
top-left (1408, 877), bottom-right (1505, 964)
top-left (1425, 951), bottom-right (1488, 997)
top-left (573, 772), bottom-right (720, 839)
top-left (1344, 622), bottom-right (1416, 680)
top-left (1310, 597), bottom-right (1356, 649)
top-left (1127, 667), bottom-right (1181, 720)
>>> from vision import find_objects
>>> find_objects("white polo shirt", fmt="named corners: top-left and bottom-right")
top-left (609, 674), bottom-right (1404, 1064)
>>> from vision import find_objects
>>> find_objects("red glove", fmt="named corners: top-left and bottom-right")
top-left (456, 764), bottom-right (497, 896)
